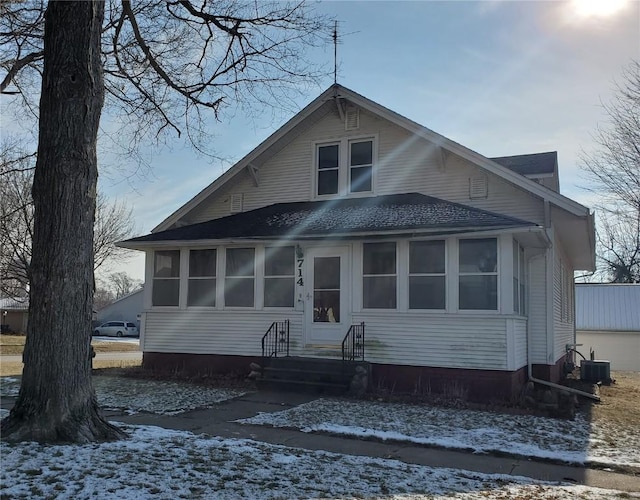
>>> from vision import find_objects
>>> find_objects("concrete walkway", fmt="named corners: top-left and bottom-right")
top-left (99, 390), bottom-right (640, 493)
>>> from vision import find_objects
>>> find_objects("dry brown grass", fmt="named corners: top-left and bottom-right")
top-left (591, 371), bottom-right (640, 428)
top-left (0, 359), bottom-right (142, 377)
top-left (0, 334), bottom-right (139, 356)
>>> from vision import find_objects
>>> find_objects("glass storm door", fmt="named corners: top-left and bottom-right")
top-left (305, 247), bottom-right (350, 345)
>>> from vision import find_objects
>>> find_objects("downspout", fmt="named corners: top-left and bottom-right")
top-left (526, 212), bottom-right (600, 402)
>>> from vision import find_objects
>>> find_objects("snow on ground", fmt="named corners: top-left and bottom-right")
top-left (1, 423), bottom-right (636, 500)
top-left (0, 376), bottom-right (244, 415)
top-left (238, 398), bottom-right (640, 469)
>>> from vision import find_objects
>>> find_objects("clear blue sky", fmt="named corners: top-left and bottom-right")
top-left (98, 0), bottom-right (639, 280)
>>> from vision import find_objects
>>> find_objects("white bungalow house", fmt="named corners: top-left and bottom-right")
top-left (120, 84), bottom-right (595, 401)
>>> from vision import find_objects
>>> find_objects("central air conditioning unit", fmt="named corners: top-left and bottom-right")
top-left (580, 360), bottom-right (611, 383)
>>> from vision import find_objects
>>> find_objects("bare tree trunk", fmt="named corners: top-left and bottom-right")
top-left (1, 0), bottom-right (125, 443)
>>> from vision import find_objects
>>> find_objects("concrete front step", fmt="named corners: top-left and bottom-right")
top-left (258, 356), bottom-right (369, 395)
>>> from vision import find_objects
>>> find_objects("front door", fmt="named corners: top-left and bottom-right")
top-left (305, 246), bottom-right (350, 345)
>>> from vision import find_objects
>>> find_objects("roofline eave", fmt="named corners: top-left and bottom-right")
top-left (118, 224), bottom-right (544, 251)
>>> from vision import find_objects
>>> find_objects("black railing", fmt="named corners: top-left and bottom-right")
top-left (261, 319), bottom-right (290, 359)
top-left (342, 322), bottom-right (365, 362)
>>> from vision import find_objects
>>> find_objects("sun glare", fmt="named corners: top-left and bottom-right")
top-left (570, 0), bottom-right (629, 18)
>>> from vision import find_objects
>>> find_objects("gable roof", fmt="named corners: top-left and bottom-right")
top-left (123, 193), bottom-right (537, 247)
top-left (576, 283), bottom-right (640, 332)
top-left (153, 84), bottom-right (590, 233)
top-left (490, 152), bottom-right (557, 177)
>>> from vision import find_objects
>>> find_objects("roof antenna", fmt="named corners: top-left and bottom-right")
top-left (333, 20), bottom-right (338, 85)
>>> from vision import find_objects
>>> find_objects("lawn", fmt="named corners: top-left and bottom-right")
top-left (0, 334), bottom-right (141, 376)
top-left (1, 373), bottom-right (638, 499)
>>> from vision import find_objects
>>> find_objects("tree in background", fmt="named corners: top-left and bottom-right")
top-left (0, 0), bottom-right (330, 443)
top-left (107, 272), bottom-right (142, 300)
top-left (581, 60), bottom-right (640, 283)
top-left (0, 144), bottom-right (137, 299)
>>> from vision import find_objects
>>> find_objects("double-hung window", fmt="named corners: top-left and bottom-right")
top-left (363, 242), bottom-right (397, 309)
top-left (264, 246), bottom-right (295, 308)
top-left (349, 140), bottom-right (373, 193)
top-left (316, 138), bottom-right (374, 196)
top-left (152, 250), bottom-right (180, 306)
top-left (225, 248), bottom-right (255, 307)
top-left (409, 240), bottom-right (446, 309)
top-left (188, 249), bottom-right (216, 307)
top-left (459, 238), bottom-right (498, 310)
top-left (317, 144), bottom-right (339, 195)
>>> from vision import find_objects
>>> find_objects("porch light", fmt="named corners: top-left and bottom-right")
top-left (296, 244), bottom-right (304, 259)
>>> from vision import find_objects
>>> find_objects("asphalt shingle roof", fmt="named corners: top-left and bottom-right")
top-left (490, 152), bottom-right (557, 176)
top-left (125, 193), bottom-right (536, 244)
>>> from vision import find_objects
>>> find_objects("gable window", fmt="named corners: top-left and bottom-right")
top-left (459, 238), bottom-right (498, 310)
top-left (363, 242), bottom-right (396, 309)
top-left (513, 242), bottom-right (525, 315)
top-left (264, 246), bottom-right (295, 308)
top-left (409, 240), bottom-right (446, 310)
top-left (225, 248), bottom-right (255, 307)
top-left (188, 249), bottom-right (216, 307)
top-left (152, 250), bottom-right (180, 306)
top-left (317, 144), bottom-right (339, 195)
top-left (349, 140), bottom-right (373, 193)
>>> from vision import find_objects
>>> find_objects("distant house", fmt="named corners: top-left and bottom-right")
top-left (0, 297), bottom-right (29, 334)
top-left (576, 283), bottom-right (640, 371)
top-left (120, 84), bottom-right (595, 401)
top-left (96, 288), bottom-right (144, 328)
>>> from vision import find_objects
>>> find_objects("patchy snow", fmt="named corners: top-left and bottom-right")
top-left (1, 423), bottom-right (636, 500)
top-left (238, 398), bottom-right (640, 468)
top-left (0, 376), bottom-right (244, 415)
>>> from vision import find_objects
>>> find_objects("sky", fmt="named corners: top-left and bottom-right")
top-left (3, 1), bottom-right (639, 282)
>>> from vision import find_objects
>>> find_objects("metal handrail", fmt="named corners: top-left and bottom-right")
top-left (261, 319), bottom-right (290, 359)
top-left (342, 322), bottom-right (365, 362)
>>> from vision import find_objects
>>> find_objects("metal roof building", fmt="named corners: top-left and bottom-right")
top-left (575, 283), bottom-right (640, 371)
top-left (576, 283), bottom-right (640, 332)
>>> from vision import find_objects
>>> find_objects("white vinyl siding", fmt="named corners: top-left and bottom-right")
top-left (181, 104), bottom-right (544, 227)
top-left (554, 243), bottom-right (575, 362)
top-left (528, 254), bottom-right (548, 364)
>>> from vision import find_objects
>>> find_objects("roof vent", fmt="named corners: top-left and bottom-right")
top-left (469, 176), bottom-right (488, 199)
top-left (230, 193), bottom-right (243, 213)
top-left (345, 106), bottom-right (359, 130)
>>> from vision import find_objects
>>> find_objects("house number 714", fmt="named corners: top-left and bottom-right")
top-left (296, 258), bottom-right (304, 286)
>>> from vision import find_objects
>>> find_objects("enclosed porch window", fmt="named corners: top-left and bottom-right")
top-left (264, 246), bottom-right (295, 307)
top-left (225, 248), bottom-right (255, 307)
top-left (459, 238), bottom-right (498, 310)
top-left (188, 249), bottom-right (217, 307)
top-left (409, 240), bottom-right (446, 309)
top-left (363, 242), bottom-right (397, 309)
top-left (152, 250), bottom-right (180, 306)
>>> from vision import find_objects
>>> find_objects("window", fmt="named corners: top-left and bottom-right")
top-left (363, 242), bottom-right (396, 309)
top-left (459, 238), bottom-right (497, 310)
top-left (152, 250), bottom-right (180, 306)
top-left (317, 144), bottom-right (339, 195)
top-left (264, 246), bottom-right (295, 308)
top-left (315, 138), bottom-right (375, 197)
top-left (225, 248), bottom-right (255, 307)
top-left (409, 240), bottom-right (446, 309)
top-left (513, 242), bottom-right (525, 315)
top-left (188, 249), bottom-right (216, 307)
top-left (349, 140), bottom-right (372, 193)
